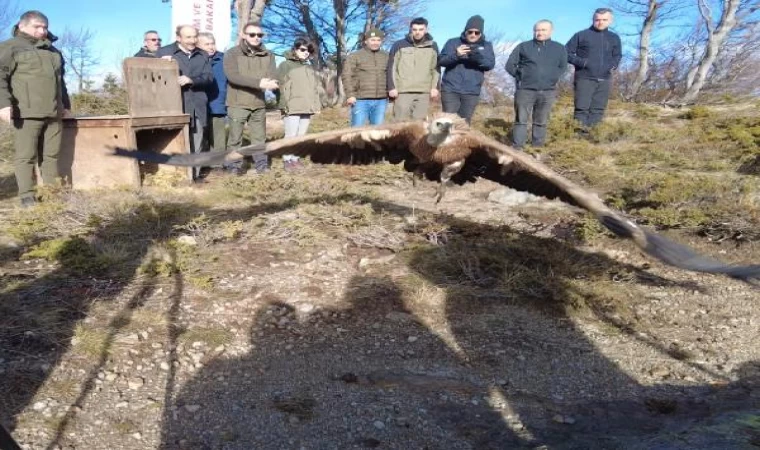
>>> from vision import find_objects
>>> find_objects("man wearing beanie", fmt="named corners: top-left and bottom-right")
top-left (342, 27), bottom-right (390, 126)
top-left (387, 17), bottom-right (440, 121)
top-left (438, 15), bottom-right (495, 124)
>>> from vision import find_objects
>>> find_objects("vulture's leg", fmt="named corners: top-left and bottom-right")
top-left (411, 167), bottom-right (424, 187)
top-left (435, 160), bottom-right (465, 204)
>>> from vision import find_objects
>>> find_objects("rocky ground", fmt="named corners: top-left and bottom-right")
top-left (1, 164), bottom-right (759, 450)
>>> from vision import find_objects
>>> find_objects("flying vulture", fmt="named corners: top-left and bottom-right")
top-left (113, 113), bottom-right (760, 283)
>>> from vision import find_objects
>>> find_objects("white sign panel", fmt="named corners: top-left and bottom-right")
top-left (172, 0), bottom-right (232, 51)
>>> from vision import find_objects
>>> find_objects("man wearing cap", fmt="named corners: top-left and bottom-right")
top-left (438, 15), bottom-right (495, 124)
top-left (342, 27), bottom-right (389, 126)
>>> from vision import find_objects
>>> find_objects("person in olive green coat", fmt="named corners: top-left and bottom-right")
top-left (223, 22), bottom-right (278, 175)
top-left (0, 11), bottom-right (71, 207)
top-left (276, 38), bottom-right (325, 171)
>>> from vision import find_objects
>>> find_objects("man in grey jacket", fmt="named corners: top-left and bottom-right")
top-left (506, 20), bottom-right (567, 148)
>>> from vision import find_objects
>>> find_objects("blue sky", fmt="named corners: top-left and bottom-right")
top-left (13, 0), bottom-right (628, 86)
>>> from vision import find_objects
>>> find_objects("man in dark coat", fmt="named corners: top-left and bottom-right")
top-left (506, 20), bottom-right (567, 148)
top-left (438, 15), bottom-right (495, 124)
top-left (157, 25), bottom-right (213, 180)
top-left (566, 8), bottom-right (622, 128)
top-left (134, 30), bottom-right (161, 58)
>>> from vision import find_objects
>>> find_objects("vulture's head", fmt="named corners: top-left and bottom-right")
top-left (425, 113), bottom-right (468, 146)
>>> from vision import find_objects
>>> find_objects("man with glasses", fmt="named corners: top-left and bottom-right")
top-left (157, 25), bottom-right (213, 181)
top-left (506, 20), bottom-right (567, 149)
top-left (566, 8), bottom-right (621, 129)
top-left (438, 15), bottom-right (495, 124)
top-left (134, 30), bottom-right (161, 57)
top-left (342, 27), bottom-right (389, 127)
top-left (223, 22), bottom-right (277, 175)
top-left (387, 17), bottom-right (440, 121)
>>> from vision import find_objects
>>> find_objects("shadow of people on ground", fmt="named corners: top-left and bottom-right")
top-left (162, 212), bottom-right (759, 449)
top-left (0, 191), bottom-right (371, 448)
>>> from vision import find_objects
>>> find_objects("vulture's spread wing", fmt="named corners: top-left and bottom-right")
top-left (112, 122), bottom-right (423, 167)
top-left (461, 133), bottom-right (760, 282)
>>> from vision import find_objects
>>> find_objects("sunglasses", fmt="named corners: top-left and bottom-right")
top-left (147, 38), bottom-right (161, 42)
top-left (297, 47), bottom-right (310, 52)
top-left (466, 30), bottom-right (481, 35)
top-left (246, 32), bottom-right (265, 38)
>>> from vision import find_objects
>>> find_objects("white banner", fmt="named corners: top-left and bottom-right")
top-left (171, 0), bottom-right (232, 51)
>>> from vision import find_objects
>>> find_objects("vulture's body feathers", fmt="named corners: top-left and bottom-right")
top-left (112, 113), bottom-right (760, 284)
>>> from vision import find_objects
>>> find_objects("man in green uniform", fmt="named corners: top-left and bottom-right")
top-left (0, 10), bottom-right (71, 207)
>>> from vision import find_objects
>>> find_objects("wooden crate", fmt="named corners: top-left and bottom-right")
top-left (58, 58), bottom-right (191, 189)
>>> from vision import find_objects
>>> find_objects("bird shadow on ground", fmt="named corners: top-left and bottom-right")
top-left (159, 205), bottom-right (760, 449)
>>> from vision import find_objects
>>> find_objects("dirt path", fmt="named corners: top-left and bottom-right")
top-left (2, 170), bottom-right (759, 450)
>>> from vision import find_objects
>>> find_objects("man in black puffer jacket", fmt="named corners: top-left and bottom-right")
top-left (506, 19), bottom-right (567, 148)
top-left (566, 8), bottom-right (621, 128)
top-left (438, 15), bottom-right (495, 124)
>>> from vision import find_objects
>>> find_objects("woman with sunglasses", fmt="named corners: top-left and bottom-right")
top-left (276, 38), bottom-right (326, 171)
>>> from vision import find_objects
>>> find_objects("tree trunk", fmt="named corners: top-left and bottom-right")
top-left (333, 0), bottom-right (348, 104)
top-left (236, 0), bottom-right (267, 32)
top-left (364, 0), bottom-right (374, 35)
top-left (249, 0), bottom-right (267, 26)
top-left (681, 0), bottom-right (740, 103)
top-left (628, 0), bottom-right (659, 100)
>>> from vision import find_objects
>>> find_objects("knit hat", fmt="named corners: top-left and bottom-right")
top-left (366, 27), bottom-right (385, 39)
top-left (464, 15), bottom-right (484, 32)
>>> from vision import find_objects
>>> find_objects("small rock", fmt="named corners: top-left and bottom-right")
top-left (32, 401), bottom-right (47, 411)
top-left (192, 341), bottom-right (203, 349)
top-left (184, 404), bottom-right (201, 413)
top-left (128, 378), bottom-right (144, 390)
top-left (105, 372), bottom-right (118, 382)
top-left (160, 362), bottom-right (171, 371)
top-left (131, 432), bottom-right (142, 440)
top-left (359, 255), bottom-right (396, 268)
top-left (373, 420), bottom-right (385, 430)
top-left (176, 235), bottom-right (197, 246)
top-left (116, 401), bottom-right (129, 408)
top-left (487, 188), bottom-right (540, 206)
top-left (121, 334), bottom-right (140, 345)
top-left (407, 336), bottom-right (418, 343)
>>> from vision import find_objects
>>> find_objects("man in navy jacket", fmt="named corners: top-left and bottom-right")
top-left (198, 32), bottom-right (227, 153)
top-left (438, 15), bottom-right (495, 124)
top-left (506, 20), bottom-right (567, 148)
top-left (566, 8), bottom-right (621, 128)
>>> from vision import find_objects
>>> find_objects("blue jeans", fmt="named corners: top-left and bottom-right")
top-left (350, 99), bottom-right (388, 126)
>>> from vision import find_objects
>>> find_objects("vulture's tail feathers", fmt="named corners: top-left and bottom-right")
top-left (600, 215), bottom-right (760, 283)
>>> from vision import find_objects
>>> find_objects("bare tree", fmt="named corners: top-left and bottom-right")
top-left (58, 27), bottom-right (98, 93)
top-left (612, 0), bottom-right (690, 100)
top-left (236, 0), bottom-right (270, 29)
top-left (0, 0), bottom-right (19, 38)
top-left (681, 0), bottom-right (760, 103)
top-left (480, 28), bottom-right (524, 105)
